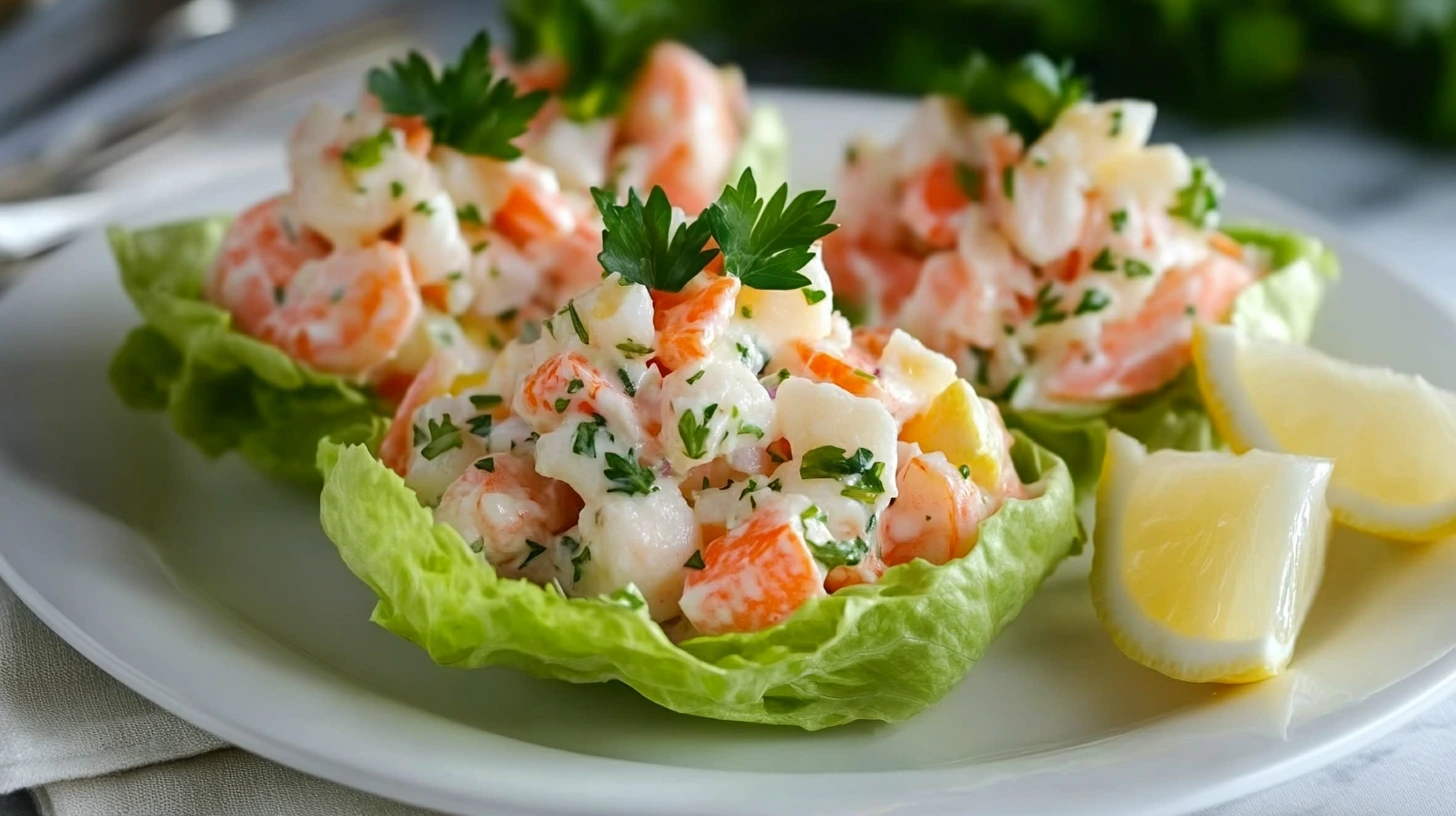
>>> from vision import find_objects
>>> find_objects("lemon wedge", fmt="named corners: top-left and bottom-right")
top-left (1193, 322), bottom-right (1456, 541)
top-left (1092, 431), bottom-right (1332, 683)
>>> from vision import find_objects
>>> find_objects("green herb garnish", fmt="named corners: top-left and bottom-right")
top-left (367, 31), bottom-right (548, 159)
top-left (615, 340), bottom-right (655, 359)
top-left (420, 415), bottom-right (463, 460)
top-left (1169, 158), bottom-right (1224, 230)
top-left (520, 539), bottom-right (547, 568)
top-left (678, 404), bottom-right (718, 460)
top-left (702, 168), bottom-right (838, 291)
top-left (603, 450), bottom-right (658, 495)
top-left (341, 128), bottom-right (393, 170)
top-left (1074, 287), bottom-right (1111, 315)
top-left (800, 445), bottom-right (887, 504)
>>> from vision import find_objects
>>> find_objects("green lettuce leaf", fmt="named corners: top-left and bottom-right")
top-left (108, 219), bottom-right (387, 484)
top-left (1004, 225), bottom-right (1338, 492)
top-left (317, 431), bottom-right (1079, 730)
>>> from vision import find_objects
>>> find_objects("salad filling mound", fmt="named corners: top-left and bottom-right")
top-left (824, 54), bottom-right (1335, 417)
top-left (318, 171), bottom-right (1079, 727)
top-left (109, 13), bottom-right (785, 482)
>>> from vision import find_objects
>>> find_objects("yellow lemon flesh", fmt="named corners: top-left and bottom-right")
top-left (1194, 322), bottom-right (1456, 541)
top-left (1092, 430), bottom-right (1332, 684)
top-left (900, 379), bottom-right (1005, 491)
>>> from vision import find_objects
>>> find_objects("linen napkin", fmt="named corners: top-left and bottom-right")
top-left (0, 581), bottom-right (440, 816)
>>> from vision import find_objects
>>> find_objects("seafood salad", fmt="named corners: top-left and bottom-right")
top-left (317, 172), bottom-right (1079, 727)
top-left (825, 54), bottom-right (1335, 417)
top-left (109, 15), bottom-right (783, 480)
top-left (226, 29), bottom-right (771, 390)
top-left (377, 169), bottom-right (1027, 629)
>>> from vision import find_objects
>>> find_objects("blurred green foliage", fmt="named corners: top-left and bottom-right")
top-left (680, 0), bottom-right (1456, 145)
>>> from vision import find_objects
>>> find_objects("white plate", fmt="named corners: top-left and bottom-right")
top-left (3, 90), bottom-right (1456, 816)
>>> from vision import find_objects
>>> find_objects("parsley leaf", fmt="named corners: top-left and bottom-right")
top-left (703, 168), bottom-right (838, 291)
top-left (572, 420), bottom-right (598, 458)
top-left (677, 404), bottom-right (717, 460)
top-left (570, 542), bottom-right (593, 582)
top-left (940, 51), bottom-right (1089, 144)
top-left (1169, 158), bottom-right (1224, 230)
top-left (420, 415), bottom-right (463, 460)
top-left (603, 450), bottom-right (658, 495)
top-left (506, 0), bottom-right (676, 121)
top-left (684, 550), bottom-right (706, 570)
top-left (367, 31), bottom-right (548, 160)
top-left (799, 445), bottom-right (887, 504)
top-left (1074, 287), bottom-right (1111, 316)
top-left (469, 394), bottom-right (503, 410)
top-left (807, 537), bottom-right (869, 569)
top-left (954, 162), bottom-right (984, 201)
top-left (520, 540), bottom-right (547, 569)
top-left (1032, 283), bottom-right (1068, 326)
top-left (341, 128), bottom-right (394, 170)
top-left (592, 185), bottom-right (717, 292)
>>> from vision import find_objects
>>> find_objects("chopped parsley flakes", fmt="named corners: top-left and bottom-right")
top-left (419, 415), bottom-right (463, 460)
top-left (603, 450), bottom-right (657, 495)
top-left (678, 404), bottom-right (718, 460)
top-left (800, 446), bottom-right (887, 504)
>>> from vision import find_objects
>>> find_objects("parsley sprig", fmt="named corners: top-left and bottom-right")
top-left (593, 186), bottom-right (717, 294)
top-left (941, 51), bottom-right (1089, 144)
top-left (703, 168), bottom-right (838, 290)
top-left (367, 31), bottom-right (548, 160)
top-left (591, 168), bottom-right (838, 293)
top-left (506, 0), bottom-right (675, 121)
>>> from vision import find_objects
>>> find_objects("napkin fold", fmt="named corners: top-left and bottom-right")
top-left (30, 751), bottom-right (436, 816)
top-left (0, 584), bottom-right (223, 793)
top-left (0, 582), bottom-right (443, 815)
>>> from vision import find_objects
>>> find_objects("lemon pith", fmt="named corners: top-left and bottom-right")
top-left (1193, 322), bottom-right (1456, 541)
top-left (1092, 431), bottom-right (1332, 684)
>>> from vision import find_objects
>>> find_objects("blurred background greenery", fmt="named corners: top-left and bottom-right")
top-left (674, 0), bottom-right (1456, 147)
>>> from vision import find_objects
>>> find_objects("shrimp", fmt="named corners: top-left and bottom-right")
top-left (1045, 252), bottom-right (1258, 401)
top-left (288, 100), bottom-right (437, 247)
top-left (781, 338), bottom-right (887, 401)
top-left (208, 196), bottom-right (328, 336)
top-left (824, 553), bottom-right (886, 593)
top-left (899, 157), bottom-right (972, 250)
top-left (492, 168), bottom-right (577, 248)
top-left (820, 233), bottom-right (924, 323)
top-left (617, 42), bottom-right (744, 215)
top-left (536, 202), bottom-right (606, 303)
top-left (400, 189), bottom-right (472, 287)
top-left (381, 353), bottom-right (460, 475)
top-left (434, 452), bottom-right (583, 582)
top-left (880, 450), bottom-right (997, 567)
top-left (256, 242), bottom-right (422, 377)
top-left (571, 487), bottom-right (701, 620)
top-left (515, 352), bottom-right (626, 434)
top-left (679, 496), bottom-right (827, 635)
top-left (653, 275), bottom-right (741, 372)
